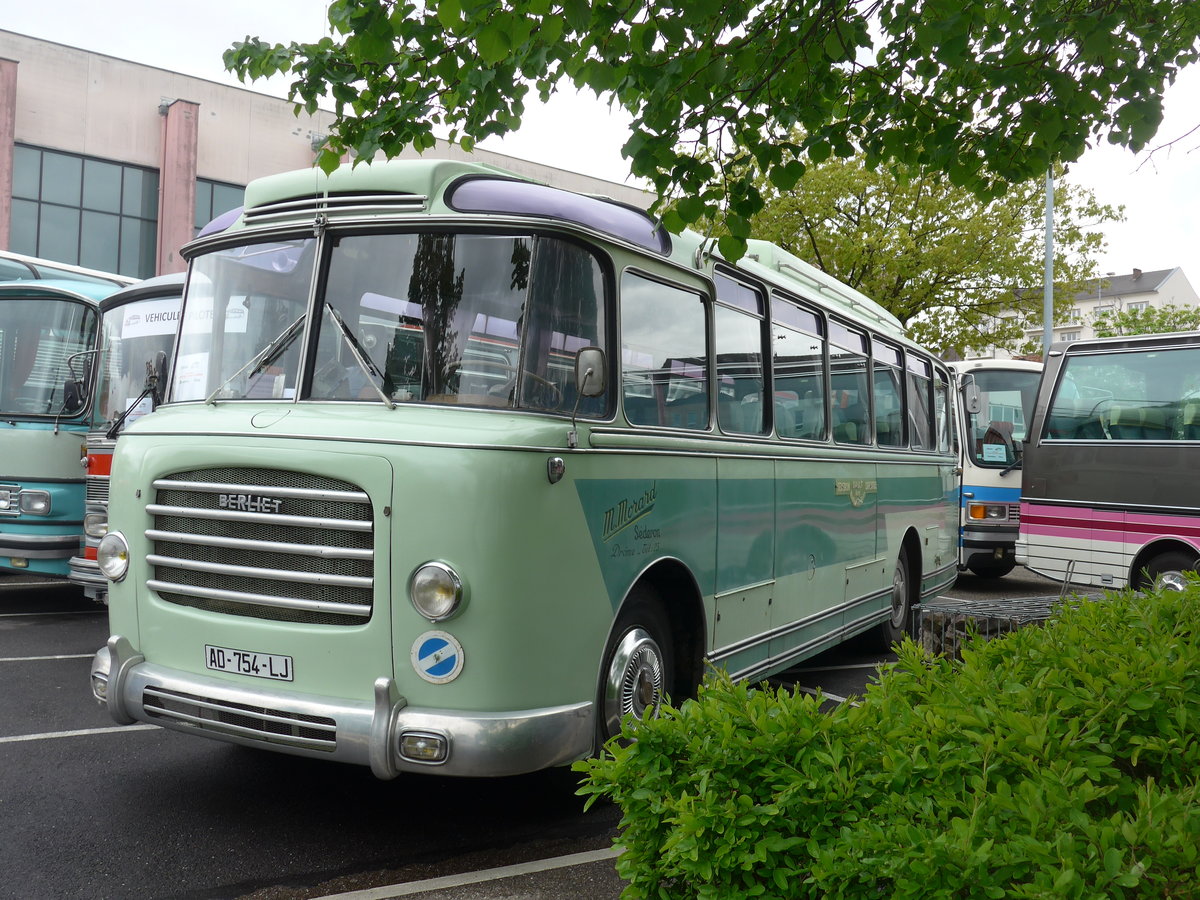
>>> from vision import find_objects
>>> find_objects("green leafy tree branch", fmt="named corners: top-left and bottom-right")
top-left (224, 0), bottom-right (1200, 259)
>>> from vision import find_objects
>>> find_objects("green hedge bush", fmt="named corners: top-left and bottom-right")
top-left (577, 584), bottom-right (1200, 899)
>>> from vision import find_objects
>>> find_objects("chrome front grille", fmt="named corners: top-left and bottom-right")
top-left (143, 685), bottom-right (336, 752)
top-left (146, 468), bottom-right (374, 625)
top-left (85, 475), bottom-right (110, 505)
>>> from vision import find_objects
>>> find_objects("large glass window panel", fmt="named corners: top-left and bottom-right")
top-left (83, 159), bottom-right (123, 213)
top-left (772, 299), bottom-right (825, 440)
top-left (9, 198), bottom-right (39, 256)
top-left (213, 183), bottom-right (245, 219)
top-left (38, 205), bottom-right (81, 264)
top-left (906, 354), bottom-right (933, 449)
top-left (173, 239), bottom-right (315, 402)
top-left (874, 345), bottom-right (905, 448)
top-left (829, 323), bottom-right (870, 445)
top-left (0, 297), bottom-right (98, 417)
top-left (80, 211), bottom-right (120, 272)
top-left (621, 273), bottom-right (708, 429)
top-left (312, 233), bottom-right (607, 414)
top-left (41, 153), bottom-right (82, 207)
top-left (714, 303), bottom-right (765, 434)
top-left (1044, 346), bottom-right (1200, 441)
top-left (122, 167), bottom-right (159, 219)
top-left (12, 146), bottom-right (40, 199)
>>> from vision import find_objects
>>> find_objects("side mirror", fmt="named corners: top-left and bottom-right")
top-left (575, 347), bottom-right (606, 397)
top-left (961, 374), bottom-right (982, 415)
top-left (61, 379), bottom-right (86, 414)
top-left (148, 350), bottom-right (169, 407)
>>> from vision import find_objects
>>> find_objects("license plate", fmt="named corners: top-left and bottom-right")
top-left (205, 644), bottom-right (293, 681)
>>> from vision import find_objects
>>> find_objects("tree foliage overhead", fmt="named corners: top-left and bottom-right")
top-left (224, 0), bottom-right (1200, 258)
top-left (741, 157), bottom-right (1122, 357)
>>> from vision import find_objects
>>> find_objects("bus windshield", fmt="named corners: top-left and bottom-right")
top-left (0, 298), bottom-right (98, 417)
top-left (964, 368), bottom-right (1041, 467)
top-left (96, 292), bottom-right (183, 431)
top-left (176, 233), bottom-right (607, 415)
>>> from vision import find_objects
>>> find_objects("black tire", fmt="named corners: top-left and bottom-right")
top-left (968, 559), bottom-right (1016, 579)
top-left (875, 551), bottom-right (913, 649)
top-left (598, 587), bottom-right (673, 745)
top-left (1137, 550), bottom-right (1200, 592)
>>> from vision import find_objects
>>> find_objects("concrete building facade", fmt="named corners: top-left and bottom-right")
top-left (0, 30), bottom-right (652, 280)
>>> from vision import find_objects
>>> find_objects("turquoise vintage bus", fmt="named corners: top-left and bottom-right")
top-left (0, 280), bottom-right (117, 576)
top-left (91, 159), bottom-right (957, 778)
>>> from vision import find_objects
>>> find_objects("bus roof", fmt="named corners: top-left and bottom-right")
top-left (98, 272), bottom-right (187, 312)
top-left (0, 279), bottom-right (120, 303)
top-left (947, 359), bottom-right (1043, 373)
top-left (0, 249), bottom-right (136, 287)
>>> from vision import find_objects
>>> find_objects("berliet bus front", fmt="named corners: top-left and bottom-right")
top-left (91, 159), bottom-right (958, 779)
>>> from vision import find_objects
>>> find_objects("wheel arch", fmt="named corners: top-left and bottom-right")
top-left (1130, 538), bottom-right (1200, 589)
top-left (607, 557), bottom-right (707, 701)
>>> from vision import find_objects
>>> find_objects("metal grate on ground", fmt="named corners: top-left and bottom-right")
top-left (917, 593), bottom-right (1101, 660)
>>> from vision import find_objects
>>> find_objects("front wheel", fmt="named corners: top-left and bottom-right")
top-left (599, 590), bottom-right (672, 744)
top-left (874, 552), bottom-right (913, 649)
top-left (1137, 550), bottom-right (1200, 592)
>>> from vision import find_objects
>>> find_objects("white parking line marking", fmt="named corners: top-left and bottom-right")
top-left (0, 653), bottom-right (94, 662)
top-left (0, 724), bottom-right (157, 744)
top-left (794, 685), bottom-right (861, 707)
top-left (313, 847), bottom-right (622, 899)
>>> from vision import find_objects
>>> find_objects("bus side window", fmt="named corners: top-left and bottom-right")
top-left (620, 273), bottom-right (708, 429)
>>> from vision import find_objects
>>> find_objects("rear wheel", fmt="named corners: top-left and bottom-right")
top-left (599, 588), bottom-right (672, 745)
top-left (1138, 550), bottom-right (1200, 592)
top-left (875, 552), bottom-right (913, 649)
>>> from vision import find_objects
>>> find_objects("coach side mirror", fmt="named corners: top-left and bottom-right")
top-left (61, 378), bottom-right (85, 413)
top-left (961, 374), bottom-right (982, 415)
top-left (575, 347), bottom-right (606, 397)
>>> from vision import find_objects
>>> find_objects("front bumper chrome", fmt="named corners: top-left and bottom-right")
top-left (91, 635), bottom-right (595, 779)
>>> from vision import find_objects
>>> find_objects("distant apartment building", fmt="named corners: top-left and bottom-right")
top-left (967, 266), bottom-right (1199, 359)
top-left (0, 30), bottom-right (651, 281)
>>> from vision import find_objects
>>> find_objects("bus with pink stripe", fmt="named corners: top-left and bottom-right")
top-left (1017, 331), bottom-right (1200, 590)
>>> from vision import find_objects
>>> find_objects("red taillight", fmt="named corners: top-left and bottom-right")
top-left (87, 453), bottom-right (113, 476)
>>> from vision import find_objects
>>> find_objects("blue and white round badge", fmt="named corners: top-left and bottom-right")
top-left (410, 631), bottom-right (465, 684)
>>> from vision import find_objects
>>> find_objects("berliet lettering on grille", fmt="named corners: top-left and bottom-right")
top-left (218, 493), bottom-right (284, 514)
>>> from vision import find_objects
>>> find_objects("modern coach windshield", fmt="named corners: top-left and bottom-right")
top-left (181, 233), bottom-right (605, 415)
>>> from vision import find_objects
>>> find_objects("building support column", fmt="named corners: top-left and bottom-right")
top-left (0, 58), bottom-right (19, 251)
top-left (156, 98), bottom-right (199, 275)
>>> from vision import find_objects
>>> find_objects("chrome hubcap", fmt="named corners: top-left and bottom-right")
top-left (604, 627), bottom-right (664, 737)
top-left (1156, 570), bottom-right (1188, 592)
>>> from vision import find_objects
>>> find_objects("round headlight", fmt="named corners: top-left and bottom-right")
top-left (97, 531), bottom-right (130, 582)
top-left (409, 562), bottom-right (464, 621)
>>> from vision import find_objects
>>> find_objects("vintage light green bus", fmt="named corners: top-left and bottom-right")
top-left (91, 159), bottom-right (957, 778)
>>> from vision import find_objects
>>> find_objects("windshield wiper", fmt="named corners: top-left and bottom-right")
top-left (205, 314), bottom-right (305, 405)
top-left (322, 303), bottom-right (395, 409)
top-left (999, 457), bottom-right (1022, 476)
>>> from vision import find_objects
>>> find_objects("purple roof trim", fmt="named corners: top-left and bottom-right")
top-left (448, 178), bottom-right (669, 254)
top-left (198, 206), bottom-right (243, 237)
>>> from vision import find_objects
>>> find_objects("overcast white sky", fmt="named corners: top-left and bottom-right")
top-left (7, 1), bottom-right (1199, 278)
